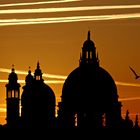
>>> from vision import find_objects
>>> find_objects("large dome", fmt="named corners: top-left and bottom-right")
top-left (62, 66), bottom-right (118, 112)
top-left (58, 31), bottom-right (122, 128)
top-left (21, 82), bottom-right (55, 107)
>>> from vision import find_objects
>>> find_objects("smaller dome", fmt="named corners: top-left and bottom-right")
top-left (8, 67), bottom-right (18, 84)
top-left (25, 68), bottom-right (34, 85)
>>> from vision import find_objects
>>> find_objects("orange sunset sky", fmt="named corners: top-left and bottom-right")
top-left (0, 0), bottom-right (140, 125)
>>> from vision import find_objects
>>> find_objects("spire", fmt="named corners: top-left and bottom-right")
top-left (125, 110), bottom-right (129, 120)
top-left (87, 30), bottom-right (90, 40)
top-left (34, 61), bottom-right (43, 81)
top-left (12, 64), bottom-right (15, 72)
top-left (28, 66), bottom-right (31, 74)
top-left (124, 110), bottom-right (133, 128)
top-left (134, 114), bottom-right (139, 128)
top-left (37, 61), bottom-right (40, 69)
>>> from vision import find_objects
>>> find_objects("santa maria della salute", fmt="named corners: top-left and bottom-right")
top-left (0, 31), bottom-right (139, 129)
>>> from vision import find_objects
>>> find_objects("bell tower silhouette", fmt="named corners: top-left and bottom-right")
top-left (5, 65), bottom-right (21, 127)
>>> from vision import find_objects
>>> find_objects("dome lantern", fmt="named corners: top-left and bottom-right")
top-left (8, 64), bottom-right (18, 84)
top-left (25, 66), bottom-right (33, 85)
top-left (34, 62), bottom-right (43, 81)
top-left (80, 31), bottom-right (99, 66)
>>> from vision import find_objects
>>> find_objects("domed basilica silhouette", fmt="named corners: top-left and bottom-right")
top-left (3, 31), bottom-right (138, 129)
top-left (58, 31), bottom-right (123, 128)
top-left (21, 62), bottom-right (55, 128)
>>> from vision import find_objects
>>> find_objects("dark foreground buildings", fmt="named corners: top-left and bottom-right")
top-left (2, 31), bottom-right (139, 129)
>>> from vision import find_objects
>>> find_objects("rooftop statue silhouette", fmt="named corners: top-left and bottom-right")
top-left (1, 31), bottom-right (138, 129)
top-left (134, 114), bottom-right (139, 129)
top-left (123, 110), bottom-right (133, 128)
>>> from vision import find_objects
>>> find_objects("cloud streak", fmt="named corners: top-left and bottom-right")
top-left (0, 79), bottom-right (140, 87)
top-left (0, 79), bottom-right (64, 84)
top-left (119, 97), bottom-right (140, 101)
top-left (0, 13), bottom-right (140, 26)
top-left (0, 108), bottom-right (6, 112)
top-left (0, 5), bottom-right (140, 14)
top-left (0, 68), bottom-right (67, 79)
top-left (116, 81), bottom-right (140, 87)
top-left (0, 68), bottom-right (140, 87)
top-left (0, 0), bottom-right (81, 7)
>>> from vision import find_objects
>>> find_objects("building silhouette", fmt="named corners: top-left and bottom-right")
top-left (123, 110), bottom-right (133, 128)
top-left (2, 31), bottom-right (139, 129)
top-left (57, 31), bottom-right (128, 128)
top-left (21, 62), bottom-right (56, 128)
top-left (134, 114), bottom-right (139, 129)
top-left (5, 66), bottom-right (20, 128)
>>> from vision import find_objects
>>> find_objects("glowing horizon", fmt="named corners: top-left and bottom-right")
top-left (0, 0), bottom-right (81, 7)
top-left (0, 96), bottom-right (140, 114)
top-left (0, 5), bottom-right (140, 14)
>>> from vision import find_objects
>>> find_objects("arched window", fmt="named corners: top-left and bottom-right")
top-left (86, 51), bottom-right (88, 59)
top-left (36, 76), bottom-right (40, 80)
top-left (102, 113), bottom-right (106, 127)
top-left (8, 91), bottom-right (11, 98)
top-left (15, 90), bottom-right (19, 98)
top-left (12, 90), bottom-right (14, 98)
top-left (90, 51), bottom-right (92, 59)
top-left (74, 113), bottom-right (78, 127)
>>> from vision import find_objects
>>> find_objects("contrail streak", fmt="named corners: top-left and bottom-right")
top-left (0, 13), bottom-right (140, 26)
top-left (0, 68), bottom-right (140, 87)
top-left (119, 97), bottom-right (140, 101)
top-left (0, 79), bottom-right (140, 87)
top-left (0, 68), bottom-right (67, 79)
top-left (116, 81), bottom-right (140, 87)
top-left (0, 79), bottom-right (64, 84)
top-left (0, 0), bottom-right (81, 7)
top-left (0, 108), bottom-right (6, 112)
top-left (0, 13), bottom-right (140, 23)
top-left (0, 5), bottom-right (140, 14)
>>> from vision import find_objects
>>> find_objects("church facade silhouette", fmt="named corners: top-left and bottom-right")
top-left (3, 31), bottom-right (139, 129)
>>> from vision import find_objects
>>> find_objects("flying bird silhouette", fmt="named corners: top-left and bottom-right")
top-left (129, 66), bottom-right (140, 80)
